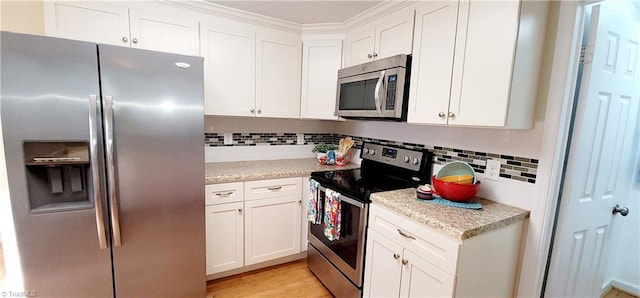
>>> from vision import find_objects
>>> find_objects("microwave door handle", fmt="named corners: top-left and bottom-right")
top-left (374, 70), bottom-right (385, 115)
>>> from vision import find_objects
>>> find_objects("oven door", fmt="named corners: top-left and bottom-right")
top-left (335, 67), bottom-right (404, 119)
top-left (308, 185), bottom-right (368, 287)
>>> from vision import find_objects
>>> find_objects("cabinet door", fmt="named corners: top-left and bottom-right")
top-left (256, 30), bottom-right (302, 118)
top-left (363, 229), bottom-right (403, 298)
top-left (400, 249), bottom-right (455, 298)
top-left (300, 39), bottom-right (342, 120)
top-left (300, 177), bottom-right (311, 252)
top-left (43, 2), bottom-right (130, 47)
top-left (374, 9), bottom-right (415, 60)
top-left (407, 1), bottom-right (459, 125)
top-left (200, 22), bottom-right (256, 117)
top-left (128, 9), bottom-right (200, 56)
top-left (449, 0), bottom-right (520, 126)
top-left (206, 202), bottom-right (244, 275)
top-left (344, 27), bottom-right (375, 67)
top-left (244, 196), bottom-right (302, 265)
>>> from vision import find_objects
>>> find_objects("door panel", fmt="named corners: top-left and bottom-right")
top-left (363, 229), bottom-right (402, 298)
top-left (400, 250), bottom-right (455, 298)
top-left (206, 202), bottom-right (244, 275)
top-left (129, 9), bottom-right (200, 56)
top-left (98, 45), bottom-right (205, 297)
top-left (0, 32), bottom-right (113, 297)
top-left (256, 31), bottom-right (302, 118)
top-left (375, 9), bottom-right (415, 60)
top-left (345, 28), bottom-right (375, 67)
top-left (546, 4), bottom-right (640, 297)
top-left (244, 196), bottom-right (302, 265)
top-left (43, 2), bottom-right (130, 47)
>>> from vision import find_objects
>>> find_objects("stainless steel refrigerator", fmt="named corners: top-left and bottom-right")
top-left (0, 32), bottom-right (205, 296)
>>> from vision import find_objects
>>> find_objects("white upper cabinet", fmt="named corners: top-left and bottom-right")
top-left (201, 21), bottom-right (256, 117)
top-left (407, 1), bottom-right (459, 125)
top-left (128, 9), bottom-right (200, 56)
top-left (300, 39), bottom-right (343, 120)
top-left (256, 30), bottom-right (302, 118)
top-left (44, 2), bottom-right (199, 56)
top-left (44, 2), bottom-right (130, 47)
top-left (410, 0), bottom-right (547, 128)
top-left (344, 8), bottom-right (415, 67)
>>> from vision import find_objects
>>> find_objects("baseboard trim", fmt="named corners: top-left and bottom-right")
top-left (612, 280), bottom-right (640, 297)
top-left (207, 251), bottom-right (308, 281)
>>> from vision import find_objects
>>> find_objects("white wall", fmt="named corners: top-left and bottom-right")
top-left (0, 0), bottom-right (45, 35)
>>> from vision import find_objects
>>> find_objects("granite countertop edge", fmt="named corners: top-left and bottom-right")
top-left (205, 158), bottom-right (359, 184)
top-left (370, 189), bottom-right (530, 240)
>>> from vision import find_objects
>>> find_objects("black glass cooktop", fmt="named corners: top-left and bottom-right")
top-left (310, 168), bottom-right (420, 203)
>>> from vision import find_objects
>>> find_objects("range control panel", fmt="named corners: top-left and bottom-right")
top-left (361, 143), bottom-right (426, 171)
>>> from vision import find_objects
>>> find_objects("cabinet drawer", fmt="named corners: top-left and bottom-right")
top-left (369, 204), bottom-right (460, 275)
top-left (206, 182), bottom-right (244, 205)
top-left (244, 177), bottom-right (301, 201)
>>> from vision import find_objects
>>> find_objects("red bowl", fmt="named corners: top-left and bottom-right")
top-left (431, 176), bottom-right (480, 202)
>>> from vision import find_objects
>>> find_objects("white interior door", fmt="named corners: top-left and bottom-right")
top-left (546, 3), bottom-right (640, 297)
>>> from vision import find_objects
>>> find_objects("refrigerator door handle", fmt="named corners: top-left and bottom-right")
top-left (104, 95), bottom-right (122, 247)
top-left (89, 95), bottom-right (108, 249)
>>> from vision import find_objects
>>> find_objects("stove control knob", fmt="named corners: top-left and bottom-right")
top-left (403, 156), bottom-right (410, 163)
top-left (412, 158), bottom-right (420, 165)
top-left (363, 148), bottom-right (369, 154)
top-left (369, 149), bottom-right (376, 155)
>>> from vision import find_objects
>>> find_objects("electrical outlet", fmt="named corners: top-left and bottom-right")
top-left (296, 133), bottom-right (305, 145)
top-left (223, 133), bottom-right (233, 145)
top-left (486, 159), bottom-right (501, 181)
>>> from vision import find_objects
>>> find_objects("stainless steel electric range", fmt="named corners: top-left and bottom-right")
top-left (307, 142), bottom-right (433, 297)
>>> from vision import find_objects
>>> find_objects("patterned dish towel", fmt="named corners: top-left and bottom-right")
top-left (307, 179), bottom-right (322, 224)
top-left (323, 188), bottom-right (342, 241)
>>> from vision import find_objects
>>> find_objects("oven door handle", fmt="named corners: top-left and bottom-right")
top-left (318, 185), bottom-right (365, 208)
top-left (374, 70), bottom-right (386, 115)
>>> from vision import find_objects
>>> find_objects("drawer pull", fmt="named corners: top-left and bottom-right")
top-left (402, 259), bottom-right (408, 266)
top-left (393, 253), bottom-right (400, 260)
top-left (397, 229), bottom-right (416, 240)
top-left (215, 191), bottom-right (234, 197)
top-left (267, 186), bottom-right (283, 191)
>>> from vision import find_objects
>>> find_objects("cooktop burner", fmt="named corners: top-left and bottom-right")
top-left (310, 142), bottom-right (433, 202)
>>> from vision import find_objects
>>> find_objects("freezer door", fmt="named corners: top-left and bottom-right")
top-left (98, 45), bottom-right (205, 297)
top-left (0, 32), bottom-right (113, 296)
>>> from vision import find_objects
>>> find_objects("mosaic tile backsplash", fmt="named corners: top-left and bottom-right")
top-left (205, 132), bottom-right (538, 184)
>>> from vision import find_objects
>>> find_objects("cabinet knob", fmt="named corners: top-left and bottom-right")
top-left (402, 259), bottom-right (408, 266)
top-left (372, 52), bottom-right (378, 58)
top-left (448, 112), bottom-right (456, 118)
top-left (250, 108), bottom-right (255, 113)
top-left (132, 38), bottom-right (138, 44)
top-left (257, 109), bottom-right (262, 114)
top-left (438, 112), bottom-right (446, 118)
top-left (367, 53), bottom-right (373, 59)
top-left (122, 37), bottom-right (129, 43)
top-left (238, 208), bottom-right (243, 213)
top-left (298, 200), bottom-right (302, 205)
top-left (393, 253), bottom-right (400, 260)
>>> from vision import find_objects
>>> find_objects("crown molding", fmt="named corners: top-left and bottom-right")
top-left (342, 0), bottom-right (418, 31)
top-left (153, 0), bottom-right (303, 33)
top-left (153, 0), bottom-right (417, 35)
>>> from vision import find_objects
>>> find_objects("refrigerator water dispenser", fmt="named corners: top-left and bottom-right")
top-left (23, 141), bottom-right (94, 213)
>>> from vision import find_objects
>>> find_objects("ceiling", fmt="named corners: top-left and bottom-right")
top-left (208, 1), bottom-right (384, 24)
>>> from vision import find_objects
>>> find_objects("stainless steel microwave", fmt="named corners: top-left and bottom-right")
top-left (335, 54), bottom-right (411, 120)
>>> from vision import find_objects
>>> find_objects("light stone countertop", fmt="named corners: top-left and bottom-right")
top-left (205, 158), bottom-right (360, 184)
top-left (370, 188), bottom-right (530, 240)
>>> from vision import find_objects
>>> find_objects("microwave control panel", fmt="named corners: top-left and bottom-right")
top-left (385, 75), bottom-right (397, 110)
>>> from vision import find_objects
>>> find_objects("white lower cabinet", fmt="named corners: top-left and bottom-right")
top-left (300, 177), bottom-right (311, 251)
top-left (244, 196), bottom-right (302, 265)
top-left (364, 204), bottom-right (523, 297)
top-left (206, 178), bottom-right (305, 277)
top-left (205, 202), bottom-right (244, 275)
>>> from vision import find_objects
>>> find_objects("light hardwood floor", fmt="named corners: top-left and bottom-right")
top-left (207, 260), bottom-right (332, 298)
top-left (604, 288), bottom-right (639, 298)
